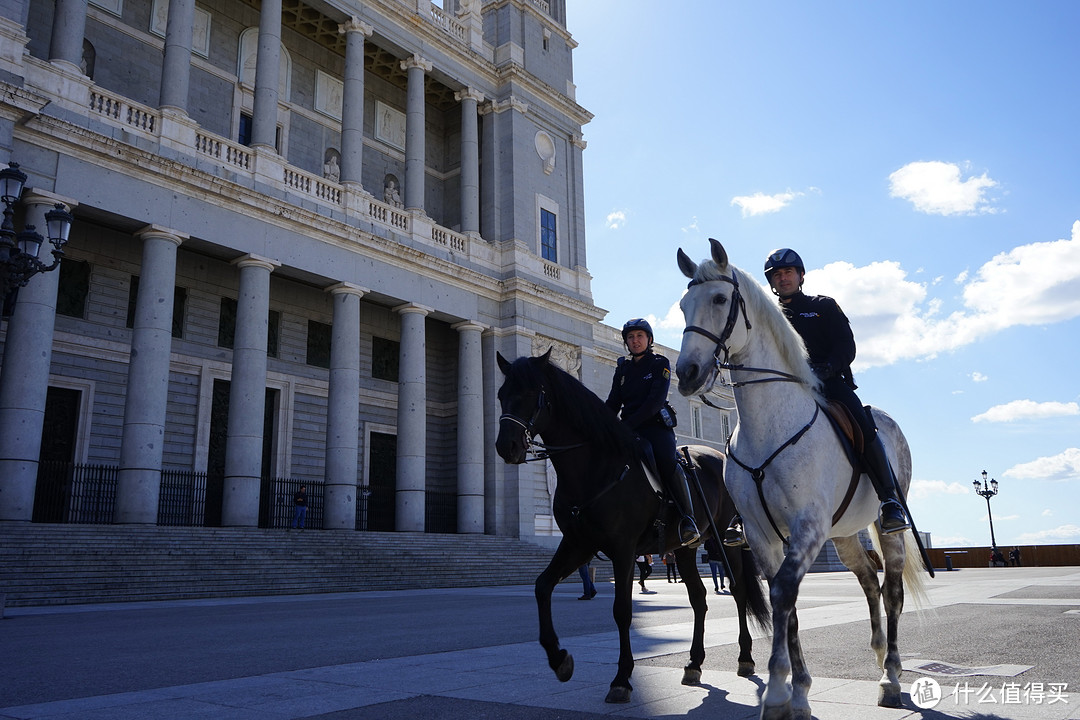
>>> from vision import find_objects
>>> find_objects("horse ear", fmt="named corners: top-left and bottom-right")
top-left (540, 347), bottom-right (553, 365)
top-left (708, 238), bottom-right (729, 269)
top-left (677, 248), bottom-right (698, 280)
top-left (497, 352), bottom-right (511, 375)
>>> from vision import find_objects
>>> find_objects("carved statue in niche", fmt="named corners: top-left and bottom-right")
top-left (383, 175), bottom-right (403, 208)
top-left (322, 149), bottom-right (340, 182)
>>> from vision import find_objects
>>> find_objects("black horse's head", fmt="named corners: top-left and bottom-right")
top-left (495, 349), bottom-right (554, 464)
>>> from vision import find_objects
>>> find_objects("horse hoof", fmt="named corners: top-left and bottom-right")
top-left (737, 661), bottom-right (755, 677)
top-left (760, 703), bottom-right (791, 720)
top-left (605, 686), bottom-right (632, 704)
top-left (878, 683), bottom-right (902, 708)
top-left (682, 666), bottom-right (702, 686)
top-left (554, 652), bottom-right (574, 682)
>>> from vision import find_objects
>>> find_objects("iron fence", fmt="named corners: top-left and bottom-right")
top-left (261, 476), bottom-right (324, 529)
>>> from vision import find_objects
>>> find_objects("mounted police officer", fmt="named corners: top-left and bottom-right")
top-left (724, 249), bottom-right (909, 547)
top-left (607, 318), bottom-right (701, 547)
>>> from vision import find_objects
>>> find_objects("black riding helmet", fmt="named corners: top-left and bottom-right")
top-left (621, 318), bottom-right (654, 353)
top-left (764, 248), bottom-right (805, 281)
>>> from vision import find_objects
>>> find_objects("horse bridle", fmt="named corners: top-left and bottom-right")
top-left (498, 387), bottom-right (583, 461)
top-left (682, 269), bottom-right (820, 543)
top-left (682, 271), bottom-right (804, 393)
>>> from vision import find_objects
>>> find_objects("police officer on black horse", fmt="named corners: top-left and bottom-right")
top-left (724, 248), bottom-right (909, 547)
top-left (607, 318), bottom-right (701, 547)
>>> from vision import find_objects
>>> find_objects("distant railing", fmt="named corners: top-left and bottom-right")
top-left (88, 89), bottom-right (157, 135)
top-left (429, 3), bottom-right (467, 43)
top-left (158, 469), bottom-right (208, 527)
top-left (425, 489), bottom-right (457, 534)
top-left (195, 131), bottom-right (252, 170)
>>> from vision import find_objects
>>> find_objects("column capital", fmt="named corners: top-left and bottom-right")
top-left (571, 132), bottom-right (587, 150)
top-left (401, 54), bottom-right (433, 73)
top-left (326, 281), bottom-right (369, 298)
top-left (339, 16), bottom-right (373, 37)
top-left (394, 302), bottom-right (433, 317)
top-left (136, 224), bottom-right (189, 245)
top-left (232, 253), bottom-right (281, 272)
top-left (452, 320), bottom-right (486, 333)
top-left (455, 87), bottom-right (485, 104)
top-left (22, 188), bottom-right (78, 210)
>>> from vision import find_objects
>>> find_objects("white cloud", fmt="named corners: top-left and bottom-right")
top-left (1042, 509), bottom-right (1053, 517)
top-left (1015, 524), bottom-right (1080, 544)
top-left (970, 372), bottom-right (988, 383)
top-left (606, 210), bottom-right (627, 230)
top-left (931, 535), bottom-right (977, 548)
top-left (730, 190), bottom-right (804, 217)
top-left (972, 400), bottom-right (1080, 423)
top-left (806, 221), bottom-right (1080, 369)
top-left (888, 160), bottom-right (999, 216)
top-left (1002, 448), bottom-right (1080, 482)
top-left (908, 478), bottom-right (971, 500)
top-left (649, 296), bottom-right (687, 336)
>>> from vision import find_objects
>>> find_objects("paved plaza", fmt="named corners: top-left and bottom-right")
top-left (2, 565), bottom-right (1077, 719)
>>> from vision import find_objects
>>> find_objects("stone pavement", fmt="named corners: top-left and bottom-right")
top-left (2, 565), bottom-right (1077, 719)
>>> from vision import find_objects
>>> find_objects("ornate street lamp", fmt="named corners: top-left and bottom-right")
top-left (0, 162), bottom-right (73, 299)
top-left (972, 469), bottom-right (1000, 550)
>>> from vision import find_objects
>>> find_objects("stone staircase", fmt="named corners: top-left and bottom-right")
top-left (0, 524), bottom-right (609, 608)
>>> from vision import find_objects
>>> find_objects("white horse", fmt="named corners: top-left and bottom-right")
top-left (675, 239), bottom-right (927, 720)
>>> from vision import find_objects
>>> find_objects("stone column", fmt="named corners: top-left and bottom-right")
top-left (394, 303), bottom-right (431, 531)
top-left (251, 0), bottom-right (282, 151)
top-left (221, 255), bottom-right (279, 527)
top-left (158, 0), bottom-right (195, 113)
top-left (401, 55), bottom-right (432, 212)
top-left (338, 17), bottom-right (372, 190)
top-left (569, 133), bottom-right (588, 269)
top-left (48, 0), bottom-right (88, 74)
top-left (323, 282), bottom-right (367, 530)
top-left (453, 321), bottom-right (485, 533)
top-left (0, 192), bottom-right (74, 522)
top-left (456, 88), bottom-right (483, 236)
top-left (114, 226), bottom-right (187, 525)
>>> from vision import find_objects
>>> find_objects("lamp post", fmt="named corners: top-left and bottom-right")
top-left (0, 162), bottom-right (73, 299)
top-left (972, 470), bottom-right (1000, 550)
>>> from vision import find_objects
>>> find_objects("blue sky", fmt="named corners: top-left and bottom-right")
top-left (569, 1), bottom-right (1080, 549)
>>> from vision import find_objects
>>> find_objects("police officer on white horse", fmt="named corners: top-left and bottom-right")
top-left (607, 318), bottom-right (701, 547)
top-left (725, 249), bottom-right (909, 547)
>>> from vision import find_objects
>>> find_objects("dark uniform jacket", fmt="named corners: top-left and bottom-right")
top-left (781, 291), bottom-right (857, 388)
top-left (604, 351), bottom-right (671, 432)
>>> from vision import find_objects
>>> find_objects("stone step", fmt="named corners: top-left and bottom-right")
top-left (0, 524), bottom-right (612, 607)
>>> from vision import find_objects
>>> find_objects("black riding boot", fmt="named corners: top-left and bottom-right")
top-left (864, 433), bottom-right (910, 534)
top-left (668, 463), bottom-right (701, 547)
top-left (723, 514), bottom-right (748, 548)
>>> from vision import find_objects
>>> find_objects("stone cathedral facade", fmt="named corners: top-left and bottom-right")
top-left (0, 0), bottom-right (732, 542)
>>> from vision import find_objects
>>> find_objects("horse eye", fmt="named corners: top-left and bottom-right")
top-left (713, 294), bottom-right (728, 306)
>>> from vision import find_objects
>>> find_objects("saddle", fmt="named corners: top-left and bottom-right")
top-left (821, 401), bottom-right (866, 527)
top-left (822, 400), bottom-right (865, 458)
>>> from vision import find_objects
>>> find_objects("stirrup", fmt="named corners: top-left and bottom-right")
top-left (878, 499), bottom-right (910, 534)
top-left (723, 518), bottom-right (748, 548)
top-left (679, 517), bottom-right (701, 548)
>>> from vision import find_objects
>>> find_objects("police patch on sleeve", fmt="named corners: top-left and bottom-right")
top-left (662, 368), bottom-right (670, 380)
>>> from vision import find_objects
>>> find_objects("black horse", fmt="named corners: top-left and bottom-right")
top-left (495, 350), bottom-right (769, 704)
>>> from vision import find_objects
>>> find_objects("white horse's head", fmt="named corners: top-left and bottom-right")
top-left (675, 238), bottom-right (818, 397)
top-left (675, 239), bottom-right (746, 396)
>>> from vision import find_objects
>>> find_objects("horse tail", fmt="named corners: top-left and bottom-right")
top-left (900, 531), bottom-right (930, 610)
top-left (868, 525), bottom-right (931, 612)
top-left (739, 548), bottom-right (771, 631)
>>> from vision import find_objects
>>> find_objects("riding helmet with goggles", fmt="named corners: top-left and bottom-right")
top-left (763, 248), bottom-right (805, 281)
top-left (621, 318), bottom-right (653, 345)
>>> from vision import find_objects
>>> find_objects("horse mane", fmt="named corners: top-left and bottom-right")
top-left (690, 257), bottom-right (823, 397)
top-left (512, 355), bottom-right (639, 458)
